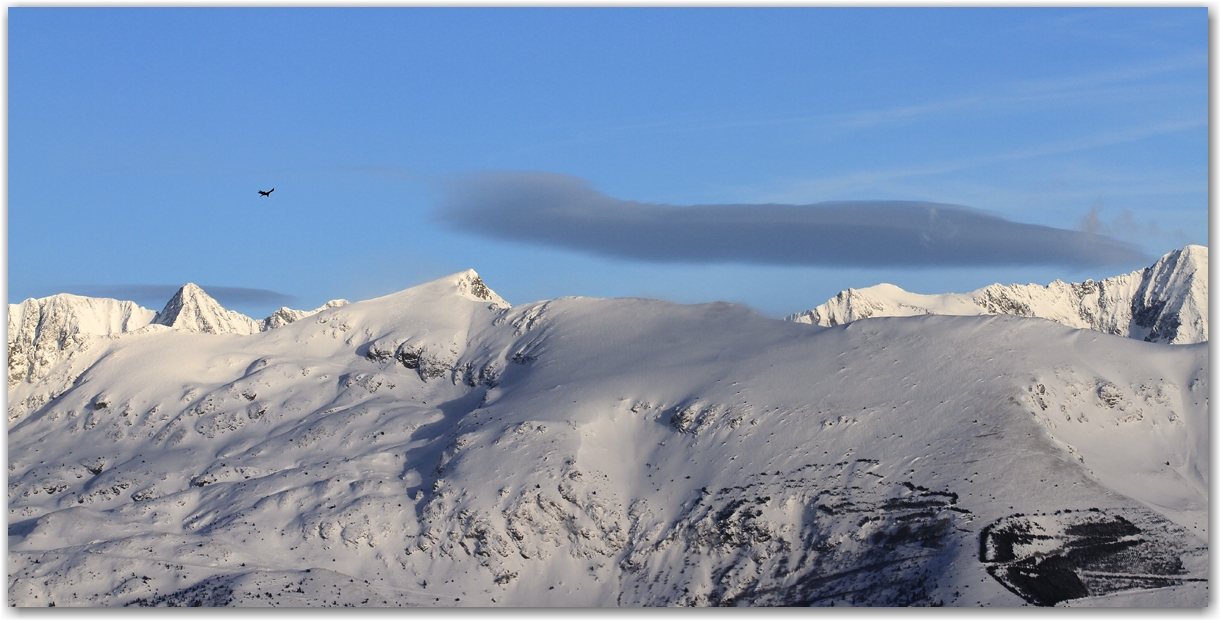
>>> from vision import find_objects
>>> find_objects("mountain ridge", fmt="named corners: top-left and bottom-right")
top-left (786, 245), bottom-right (1207, 344)
top-left (7, 285), bottom-right (350, 389)
top-left (7, 294), bottom-right (157, 388)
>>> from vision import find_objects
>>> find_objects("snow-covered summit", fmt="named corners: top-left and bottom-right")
top-left (151, 283), bottom-right (352, 335)
top-left (152, 283), bottom-right (262, 335)
top-left (388, 269), bottom-right (509, 308)
top-left (787, 246), bottom-right (1208, 344)
top-left (457, 269), bottom-right (506, 304)
top-left (1129, 245), bottom-right (1207, 343)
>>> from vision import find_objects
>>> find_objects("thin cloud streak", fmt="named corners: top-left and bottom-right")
top-left (438, 172), bottom-right (1147, 269)
top-left (64, 284), bottom-right (298, 310)
top-left (704, 55), bottom-right (1204, 135)
top-left (1002, 53), bottom-right (1203, 97)
top-left (512, 54), bottom-right (1203, 153)
top-left (763, 119), bottom-right (1204, 202)
top-left (833, 54), bottom-right (1204, 131)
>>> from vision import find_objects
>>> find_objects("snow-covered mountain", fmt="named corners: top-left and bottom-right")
top-left (151, 283), bottom-right (263, 335)
top-left (7, 284), bottom-right (347, 402)
top-left (7, 270), bottom-right (1207, 607)
top-left (787, 245), bottom-right (1208, 344)
top-left (8, 295), bottom-right (157, 390)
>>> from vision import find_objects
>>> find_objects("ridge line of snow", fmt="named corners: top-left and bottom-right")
top-left (786, 245), bottom-right (1208, 344)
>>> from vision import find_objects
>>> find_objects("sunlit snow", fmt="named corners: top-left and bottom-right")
top-left (7, 254), bottom-right (1208, 607)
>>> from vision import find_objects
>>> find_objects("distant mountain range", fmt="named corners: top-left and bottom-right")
top-left (11, 246), bottom-right (1206, 394)
top-left (787, 246), bottom-right (1207, 345)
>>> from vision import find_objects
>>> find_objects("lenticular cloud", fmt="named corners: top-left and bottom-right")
top-left (438, 171), bottom-right (1148, 268)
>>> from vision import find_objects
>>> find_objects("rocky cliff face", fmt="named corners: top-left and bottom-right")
top-left (8, 295), bottom-right (156, 388)
top-left (1127, 245), bottom-right (1208, 343)
top-left (787, 245), bottom-right (1208, 344)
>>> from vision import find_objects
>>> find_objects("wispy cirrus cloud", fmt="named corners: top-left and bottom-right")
top-left (437, 171), bottom-right (1147, 268)
top-left (715, 54), bottom-right (1204, 135)
top-left (758, 118), bottom-right (1204, 203)
top-left (511, 53), bottom-right (1204, 153)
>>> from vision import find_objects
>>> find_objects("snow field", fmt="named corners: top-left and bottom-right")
top-left (7, 270), bottom-right (1207, 606)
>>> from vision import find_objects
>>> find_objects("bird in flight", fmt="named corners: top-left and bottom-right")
top-left (258, 188), bottom-right (275, 197)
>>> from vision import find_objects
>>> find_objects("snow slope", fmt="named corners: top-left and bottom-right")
top-left (787, 245), bottom-right (1208, 344)
top-left (7, 271), bottom-right (1208, 607)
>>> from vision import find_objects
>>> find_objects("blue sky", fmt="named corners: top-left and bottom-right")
top-left (8, 8), bottom-right (1208, 318)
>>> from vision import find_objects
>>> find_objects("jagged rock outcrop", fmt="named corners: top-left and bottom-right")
top-left (260, 300), bottom-right (350, 330)
top-left (453, 269), bottom-right (511, 308)
top-left (787, 246), bottom-right (1208, 344)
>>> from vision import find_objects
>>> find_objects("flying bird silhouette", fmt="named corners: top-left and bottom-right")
top-left (258, 188), bottom-right (275, 197)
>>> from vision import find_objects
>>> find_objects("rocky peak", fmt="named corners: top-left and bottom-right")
top-left (454, 270), bottom-right (510, 309)
top-left (152, 283), bottom-right (260, 335)
top-left (260, 299), bottom-right (350, 331)
top-left (1128, 245), bottom-right (1208, 344)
